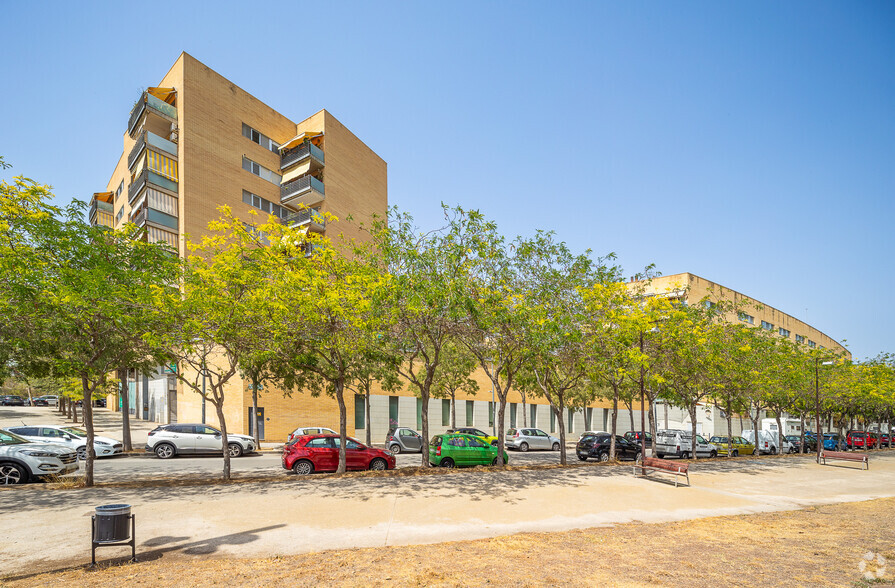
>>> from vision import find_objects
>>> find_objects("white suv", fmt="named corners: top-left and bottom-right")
top-left (6, 425), bottom-right (123, 460)
top-left (146, 423), bottom-right (256, 459)
top-left (287, 426), bottom-right (337, 443)
top-left (0, 429), bottom-right (79, 484)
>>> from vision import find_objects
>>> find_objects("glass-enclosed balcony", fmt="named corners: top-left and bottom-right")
top-left (280, 142), bottom-right (324, 171)
top-left (280, 174), bottom-right (325, 208)
top-left (128, 131), bottom-right (178, 170)
top-left (283, 208), bottom-right (325, 233)
top-left (127, 89), bottom-right (177, 137)
top-left (128, 169), bottom-right (178, 203)
top-left (89, 192), bottom-right (114, 228)
top-left (130, 206), bottom-right (178, 231)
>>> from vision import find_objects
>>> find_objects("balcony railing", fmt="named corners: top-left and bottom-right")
top-left (280, 174), bottom-right (325, 207)
top-left (127, 92), bottom-right (177, 137)
top-left (131, 209), bottom-right (146, 227)
top-left (128, 170), bottom-right (178, 203)
top-left (283, 208), bottom-right (325, 232)
top-left (128, 131), bottom-right (178, 170)
top-left (89, 199), bottom-right (113, 222)
top-left (280, 142), bottom-right (324, 171)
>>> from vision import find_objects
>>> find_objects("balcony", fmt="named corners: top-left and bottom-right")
top-left (284, 208), bottom-right (325, 233)
top-left (131, 208), bottom-right (146, 228)
top-left (129, 169), bottom-right (178, 204)
top-left (128, 131), bottom-right (178, 170)
top-left (130, 207), bottom-right (178, 231)
top-left (127, 90), bottom-right (177, 137)
top-left (280, 174), bottom-right (325, 208)
top-left (89, 197), bottom-right (114, 227)
top-left (280, 142), bottom-right (324, 171)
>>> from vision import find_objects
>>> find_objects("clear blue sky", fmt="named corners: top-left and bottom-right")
top-left (2, 2), bottom-right (892, 361)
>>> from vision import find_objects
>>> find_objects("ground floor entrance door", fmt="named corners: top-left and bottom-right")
top-left (248, 407), bottom-right (265, 440)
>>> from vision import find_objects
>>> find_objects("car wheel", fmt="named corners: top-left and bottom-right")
top-left (228, 443), bottom-right (243, 458)
top-left (578, 455), bottom-right (588, 461)
top-left (709, 451), bottom-right (717, 458)
top-left (491, 457), bottom-right (501, 465)
top-left (369, 458), bottom-right (387, 471)
top-left (519, 442), bottom-right (529, 452)
top-left (552, 442), bottom-right (561, 451)
top-left (154, 443), bottom-right (176, 459)
top-left (0, 463), bottom-right (27, 485)
top-left (292, 460), bottom-right (314, 475)
top-left (76, 446), bottom-right (88, 461)
top-left (681, 452), bottom-right (690, 459)
top-left (491, 440), bottom-right (498, 446)
top-left (389, 444), bottom-right (402, 455)
top-left (769, 447), bottom-right (777, 455)
top-left (752, 449), bottom-right (758, 456)
top-left (731, 450), bottom-right (738, 457)
top-left (656, 453), bottom-right (665, 459)
top-left (441, 458), bottom-right (455, 468)
top-left (599, 452), bottom-right (610, 462)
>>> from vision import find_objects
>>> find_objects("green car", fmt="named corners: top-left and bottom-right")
top-left (709, 435), bottom-right (756, 457)
top-left (429, 433), bottom-right (509, 468)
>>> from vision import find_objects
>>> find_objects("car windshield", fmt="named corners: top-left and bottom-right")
top-left (61, 427), bottom-right (88, 437)
top-left (0, 430), bottom-right (30, 445)
top-left (580, 435), bottom-right (596, 442)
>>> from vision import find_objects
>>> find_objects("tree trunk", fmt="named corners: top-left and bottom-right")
top-left (689, 403), bottom-right (699, 461)
top-left (335, 378), bottom-right (347, 474)
top-left (609, 383), bottom-right (618, 459)
top-left (496, 392), bottom-right (507, 468)
top-left (627, 401), bottom-right (635, 437)
top-left (213, 396), bottom-right (231, 481)
top-left (81, 374), bottom-right (96, 487)
top-left (420, 391), bottom-right (431, 468)
top-left (555, 399), bottom-right (567, 465)
top-left (726, 396), bottom-right (734, 458)
top-left (251, 375), bottom-right (260, 448)
top-left (71, 402), bottom-right (77, 423)
top-left (775, 414), bottom-right (785, 454)
top-left (799, 415), bottom-right (806, 454)
top-left (120, 369), bottom-right (132, 452)
top-left (648, 393), bottom-right (657, 458)
top-left (751, 407), bottom-right (761, 457)
top-left (451, 390), bottom-right (456, 429)
top-left (365, 384), bottom-right (372, 447)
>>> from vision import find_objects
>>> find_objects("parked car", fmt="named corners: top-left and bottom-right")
top-left (577, 433), bottom-right (641, 462)
top-left (742, 430), bottom-right (792, 455)
top-left (32, 395), bottom-right (58, 407)
top-left (708, 435), bottom-right (756, 457)
top-left (446, 427), bottom-right (499, 446)
top-left (430, 433), bottom-right (509, 467)
top-left (146, 423), bottom-right (256, 459)
top-left (385, 427), bottom-right (423, 454)
top-left (847, 430), bottom-right (878, 449)
top-left (823, 433), bottom-right (847, 451)
top-left (623, 431), bottom-right (654, 449)
top-left (287, 426), bottom-right (338, 444)
top-left (0, 395), bottom-right (25, 406)
top-left (505, 428), bottom-right (561, 452)
top-left (283, 434), bottom-right (395, 474)
top-left (6, 425), bottom-right (123, 460)
top-left (654, 429), bottom-right (719, 459)
top-left (0, 428), bottom-right (79, 484)
top-left (785, 435), bottom-right (817, 453)
top-left (27, 397), bottom-right (49, 407)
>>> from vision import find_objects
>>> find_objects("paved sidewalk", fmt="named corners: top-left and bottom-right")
top-left (2, 452), bottom-right (895, 576)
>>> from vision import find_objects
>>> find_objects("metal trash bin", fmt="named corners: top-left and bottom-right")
top-left (94, 504), bottom-right (131, 543)
top-left (91, 504), bottom-right (136, 565)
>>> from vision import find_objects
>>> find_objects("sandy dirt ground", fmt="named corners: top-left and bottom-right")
top-left (5, 497), bottom-right (895, 587)
top-left (3, 451), bottom-right (895, 585)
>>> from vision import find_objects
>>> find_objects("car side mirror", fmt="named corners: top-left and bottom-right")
top-left (64, 434), bottom-right (73, 441)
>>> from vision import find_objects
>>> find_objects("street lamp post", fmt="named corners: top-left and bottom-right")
top-left (640, 331), bottom-right (646, 459)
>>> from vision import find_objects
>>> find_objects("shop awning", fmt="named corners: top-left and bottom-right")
top-left (279, 131), bottom-right (323, 152)
top-left (93, 191), bottom-right (114, 203)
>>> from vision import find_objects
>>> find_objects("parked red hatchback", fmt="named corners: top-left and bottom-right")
top-left (846, 431), bottom-right (878, 449)
top-left (283, 434), bottom-right (396, 475)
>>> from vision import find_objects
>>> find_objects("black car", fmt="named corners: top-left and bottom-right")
top-left (785, 435), bottom-right (816, 453)
top-left (577, 433), bottom-right (642, 462)
top-left (624, 430), bottom-right (654, 449)
top-left (0, 395), bottom-right (25, 406)
top-left (28, 398), bottom-right (49, 407)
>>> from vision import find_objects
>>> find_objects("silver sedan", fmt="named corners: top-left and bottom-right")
top-left (505, 428), bottom-right (561, 451)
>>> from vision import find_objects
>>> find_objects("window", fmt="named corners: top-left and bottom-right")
top-left (760, 320), bottom-right (774, 331)
top-left (354, 394), bottom-right (365, 430)
top-left (796, 334), bottom-right (805, 344)
top-left (115, 180), bottom-right (124, 201)
top-left (148, 187), bottom-right (177, 216)
top-left (242, 123), bottom-right (280, 153)
top-left (778, 328), bottom-right (790, 338)
top-left (242, 156), bottom-right (281, 185)
top-left (585, 407), bottom-right (593, 431)
top-left (808, 340), bottom-right (816, 348)
top-left (510, 403), bottom-right (518, 428)
top-left (738, 312), bottom-right (754, 324)
top-left (530, 404), bottom-right (537, 428)
top-left (116, 207), bottom-right (124, 223)
top-left (819, 345), bottom-right (825, 350)
top-left (550, 409), bottom-right (556, 433)
top-left (242, 190), bottom-right (288, 219)
top-left (488, 401), bottom-right (494, 427)
top-left (442, 399), bottom-right (450, 427)
top-left (388, 396), bottom-right (398, 428)
top-left (568, 409), bottom-right (574, 433)
top-left (147, 226), bottom-right (177, 248)
top-left (416, 398), bottom-right (422, 430)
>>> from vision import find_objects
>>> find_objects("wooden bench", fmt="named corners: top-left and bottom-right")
top-left (633, 457), bottom-right (690, 487)
top-left (820, 450), bottom-right (869, 470)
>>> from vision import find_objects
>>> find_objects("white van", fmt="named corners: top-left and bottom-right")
top-left (742, 429), bottom-right (793, 455)
top-left (655, 429), bottom-right (719, 459)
